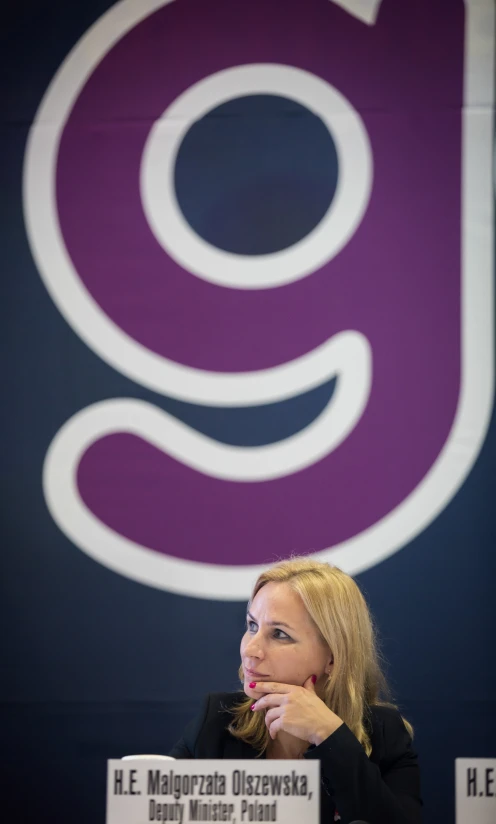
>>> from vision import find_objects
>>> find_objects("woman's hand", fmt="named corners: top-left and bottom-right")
top-left (250, 676), bottom-right (343, 745)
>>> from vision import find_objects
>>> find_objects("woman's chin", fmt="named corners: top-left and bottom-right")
top-left (243, 680), bottom-right (270, 699)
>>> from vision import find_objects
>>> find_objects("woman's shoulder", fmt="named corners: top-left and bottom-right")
top-left (367, 703), bottom-right (412, 732)
top-left (368, 703), bottom-right (407, 722)
top-left (203, 691), bottom-right (246, 719)
top-left (366, 704), bottom-right (416, 766)
top-left (190, 691), bottom-right (245, 735)
top-left (169, 692), bottom-right (245, 758)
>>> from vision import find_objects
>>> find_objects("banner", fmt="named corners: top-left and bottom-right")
top-left (2, 2), bottom-right (495, 822)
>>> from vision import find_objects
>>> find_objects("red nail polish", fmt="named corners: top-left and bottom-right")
top-left (249, 681), bottom-right (256, 688)
top-left (311, 674), bottom-right (317, 684)
top-left (251, 704), bottom-right (256, 710)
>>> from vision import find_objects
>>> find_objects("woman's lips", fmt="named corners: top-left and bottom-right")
top-left (244, 667), bottom-right (269, 678)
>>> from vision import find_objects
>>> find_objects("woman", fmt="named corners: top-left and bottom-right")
top-left (170, 558), bottom-right (422, 824)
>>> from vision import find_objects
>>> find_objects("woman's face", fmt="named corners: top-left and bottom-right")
top-left (240, 581), bottom-right (333, 699)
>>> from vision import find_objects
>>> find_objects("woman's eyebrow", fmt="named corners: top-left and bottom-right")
top-left (247, 611), bottom-right (294, 631)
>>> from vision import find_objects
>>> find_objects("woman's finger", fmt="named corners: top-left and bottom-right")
top-left (268, 716), bottom-right (283, 740)
top-left (264, 706), bottom-right (282, 728)
top-left (252, 692), bottom-right (289, 711)
top-left (248, 681), bottom-right (296, 695)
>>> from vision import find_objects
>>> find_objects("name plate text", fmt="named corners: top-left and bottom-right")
top-left (106, 759), bottom-right (320, 824)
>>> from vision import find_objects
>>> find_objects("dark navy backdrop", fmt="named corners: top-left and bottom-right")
top-left (2, 2), bottom-right (495, 823)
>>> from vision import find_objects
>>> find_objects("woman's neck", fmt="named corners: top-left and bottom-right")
top-left (266, 731), bottom-right (308, 760)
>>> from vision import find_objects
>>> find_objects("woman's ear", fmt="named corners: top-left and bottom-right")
top-left (324, 654), bottom-right (334, 675)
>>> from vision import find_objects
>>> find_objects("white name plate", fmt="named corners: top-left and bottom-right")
top-left (106, 759), bottom-right (320, 824)
top-left (456, 758), bottom-right (496, 824)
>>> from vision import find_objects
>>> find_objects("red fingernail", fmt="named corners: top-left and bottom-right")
top-left (311, 674), bottom-right (317, 684)
top-left (251, 704), bottom-right (256, 710)
top-left (249, 681), bottom-right (256, 688)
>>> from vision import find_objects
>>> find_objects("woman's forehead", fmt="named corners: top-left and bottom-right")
top-left (250, 582), bottom-right (307, 619)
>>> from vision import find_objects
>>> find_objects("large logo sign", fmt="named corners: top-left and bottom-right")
top-left (23, 0), bottom-right (494, 598)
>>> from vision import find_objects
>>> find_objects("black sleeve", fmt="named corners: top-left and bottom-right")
top-left (305, 709), bottom-right (422, 824)
top-left (168, 695), bottom-right (211, 759)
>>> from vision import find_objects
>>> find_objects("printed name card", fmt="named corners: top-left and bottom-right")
top-left (456, 758), bottom-right (496, 824)
top-left (106, 759), bottom-right (320, 824)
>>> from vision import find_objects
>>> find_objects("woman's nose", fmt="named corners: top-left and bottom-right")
top-left (244, 632), bottom-right (264, 659)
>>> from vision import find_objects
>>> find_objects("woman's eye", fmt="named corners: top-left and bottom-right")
top-left (273, 629), bottom-right (291, 640)
top-left (247, 620), bottom-right (257, 632)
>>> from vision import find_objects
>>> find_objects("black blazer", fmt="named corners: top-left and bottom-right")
top-left (169, 692), bottom-right (422, 824)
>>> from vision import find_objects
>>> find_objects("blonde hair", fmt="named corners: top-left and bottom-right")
top-left (228, 557), bottom-right (412, 756)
